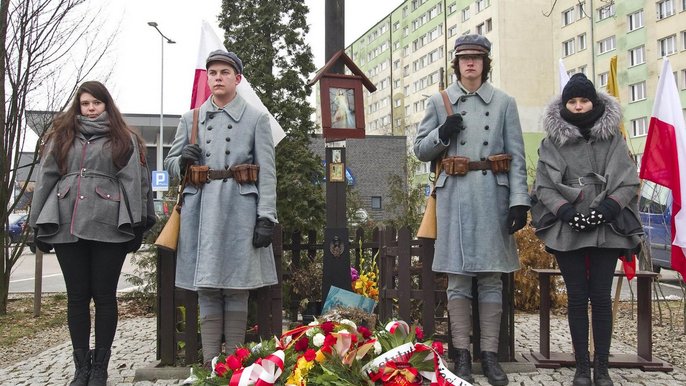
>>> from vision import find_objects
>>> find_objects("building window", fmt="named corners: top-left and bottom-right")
top-left (656, 0), bottom-right (675, 19)
top-left (682, 69), bottom-right (686, 89)
top-left (562, 39), bottom-right (575, 57)
top-left (461, 6), bottom-right (470, 21)
top-left (682, 30), bottom-right (686, 50)
top-left (597, 3), bottom-right (615, 20)
top-left (475, 0), bottom-right (489, 13)
top-left (598, 72), bottom-right (609, 87)
top-left (371, 196), bottom-right (382, 210)
top-left (658, 34), bottom-right (677, 56)
top-left (577, 33), bottom-right (587, 51)
top-left (631, 117), bottom-right (648, 137)
top-left (628, 10), bottom-right (644, 31)
top-left (598, 36), bottom-right (616, 54)
top-left (576, 1), bottom-right (586, 18)
top-left (448, 25), bottom-right (458, 37)
top-left (448, 2), bottom-right (457, 14)
top-left (629, 81), bottom-right (647, 102)
top-left (578, 65), bottom-right (587, 75)
top-left (629, 45), bottom-right (645, 66)
top-left (562, 7), bottom-right (575, 26)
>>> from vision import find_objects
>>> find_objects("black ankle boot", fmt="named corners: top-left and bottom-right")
top-left (454, 349), bottom-right (474, 383)
top-left (70, 349), bottom-right (91, 386)
top-left (88, 348), bottom-right (111, 386)
top-left (593, 354), bottom-right (614, 386)
top-left (480, 351), bottom-right (509, 386)
top-left (573, 352), bottom-right (592, 386)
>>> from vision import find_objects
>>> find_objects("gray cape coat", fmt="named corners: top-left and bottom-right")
top-left (414, 81), bottom-right (530, 275)
top-left (29, 132), bottom-right (155, 243)
top-left (531, 92), bottom-right (642, 251)
top-left (165, 95), bottom-right (278, 290)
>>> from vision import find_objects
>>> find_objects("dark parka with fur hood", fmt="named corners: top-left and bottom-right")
top-left (531, 92), bottom-right (642, 252)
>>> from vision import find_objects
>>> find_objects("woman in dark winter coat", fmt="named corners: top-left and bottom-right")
top-left (532, 73), bottom-right (642, 386)
top-left (29, 81), bottom-right (155, 386)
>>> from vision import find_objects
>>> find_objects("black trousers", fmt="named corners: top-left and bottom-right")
top-left (55, 239), bottom-right (127, 350)
top-left (554, 247), bottom-right (620, 357)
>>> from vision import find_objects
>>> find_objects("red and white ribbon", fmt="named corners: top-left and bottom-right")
top-left (229, 350), bottom-right (285, 386)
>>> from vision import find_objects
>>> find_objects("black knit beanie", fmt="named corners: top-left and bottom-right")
top-left (562, 73), bottom-right (598, 105)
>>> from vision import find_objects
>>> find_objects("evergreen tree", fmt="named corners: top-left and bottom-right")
top-left (218, 0), bottom-right (325, 233)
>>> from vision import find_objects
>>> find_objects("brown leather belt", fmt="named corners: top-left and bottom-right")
top-left (467, 160), bottom-right (491, 170)
top-left (207, 169), bottom-right (234, 180)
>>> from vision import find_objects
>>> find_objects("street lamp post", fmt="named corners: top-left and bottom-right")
top-left (147, 22), bottom-right (175, 199)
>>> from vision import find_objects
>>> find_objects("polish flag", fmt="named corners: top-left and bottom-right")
top-left (191, 20), bottom-right (286, 145)
top-left (639, 58), bottom-right (686, 278)
top-left (558, 58), bottom-right (570, 93)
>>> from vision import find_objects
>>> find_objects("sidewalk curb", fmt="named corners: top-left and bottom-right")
top-left (134, 361), bottom-right (192, 382)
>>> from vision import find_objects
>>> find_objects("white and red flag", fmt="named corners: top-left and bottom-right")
top-left (639, 58), bottom-right (686, 278)
top-left (191, 20), bottom-right (286, 145)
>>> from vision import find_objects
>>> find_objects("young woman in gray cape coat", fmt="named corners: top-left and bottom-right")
top-left (532, 73), bottom-right (642, 386)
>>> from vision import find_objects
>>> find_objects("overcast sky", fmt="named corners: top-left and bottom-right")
top-left (96, 0), bottom-right (402, 115)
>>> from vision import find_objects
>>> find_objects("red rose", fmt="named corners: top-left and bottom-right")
top-left (323, 334), bottom-right (337, 347)
top-left (215, 361), bottom-right (230, 377)
top-left (321, 321), bottom-right (335, 334)
top-left (432, 341), bottom-right (445, 355)
top-left (304, 349), bottom-right (316, 361)
top-left (357, 326), bottom-right (372, 339)
top-left (415, 326), bottom-right (424, 340)
top-left (294, 336), bottom-right (310, 352)
top-left (226, 355), bottom-right (243, 371)
top-left (235, 347), bottom-right (250, 362)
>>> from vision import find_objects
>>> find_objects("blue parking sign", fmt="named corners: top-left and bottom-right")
top-left (152, 171), bottom-right (169, 192)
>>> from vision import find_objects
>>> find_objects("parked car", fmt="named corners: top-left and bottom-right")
top-left (639, 181), bottom-right (672, 272)
top-left (6, 213), bottom-right (28, 243)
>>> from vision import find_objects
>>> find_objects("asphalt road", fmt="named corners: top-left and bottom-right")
top-left (8, 245), bottom-right (144, 293)
top-left (7, 246), bottom-right (685, 300)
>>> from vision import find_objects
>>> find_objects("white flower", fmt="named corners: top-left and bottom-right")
top-left (313, 333), bottom-right (326, 347)
top-left (339, 319), bottom-right (357, 330)
top-left (373, 341), bottom-right (382, 355)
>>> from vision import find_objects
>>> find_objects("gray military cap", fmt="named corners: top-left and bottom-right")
top-left (206, 50), bottom-right (243, 74)
top-left (454, 34), bottom-right (491, 56)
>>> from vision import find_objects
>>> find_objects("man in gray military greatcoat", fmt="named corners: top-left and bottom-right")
top-left (414, 35), bottom-right (530, 386)
top-left (164, 50), bottom-right (278, 365)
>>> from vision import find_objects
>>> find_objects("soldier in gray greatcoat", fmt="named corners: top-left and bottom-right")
top-left (164, 50), bottom-right (278, 364)
top-left (414, 35), bottom-right (529, 386)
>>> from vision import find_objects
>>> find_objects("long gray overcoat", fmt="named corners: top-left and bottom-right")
top-left (29, 132), bottom-right (154, 244)
top-left (414, 81), bottom-right (530, 275)
top-left (531, 92), bottom-right (642, 251)
top-left (165, 95), bottom-right (278, 290)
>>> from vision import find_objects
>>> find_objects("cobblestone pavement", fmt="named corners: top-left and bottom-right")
top-left (1, 313), bottom-right (684, 385)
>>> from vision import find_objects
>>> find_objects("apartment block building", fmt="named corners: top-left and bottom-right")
top-left (329, 0), bottom-right (686, 173)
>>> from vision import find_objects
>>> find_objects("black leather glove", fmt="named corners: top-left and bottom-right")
top-left (125, 227), bottom-right (144, 253)
top-left (179, 144), bottom-right (202, 171)
top-left (568, 212), bottom-right (595, 232)
top-left (252, 218), bottom-right (275, 248)
top-left (438, 114), bottom-right (464, 142)
top-left (506, 205), bottom-right (529, 234)
top-left (32, 228), bottom-right (53, 253)
top-left (589, 198), bottom-right (621, 224)
top-left (556, 203), bottom-right (576, 222)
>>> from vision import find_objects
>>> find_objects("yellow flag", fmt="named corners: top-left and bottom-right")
top-left (607, 56), bottom-right (627, 138)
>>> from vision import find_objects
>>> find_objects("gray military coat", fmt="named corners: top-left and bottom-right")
top-left (29, 133), bottom-right (154, 244)
top-left (165, 95), bottom-right (278, 290)
top-left (414, 82), bottom-right (530, 275)
top-left (531, 92), bottom-right (642, 251)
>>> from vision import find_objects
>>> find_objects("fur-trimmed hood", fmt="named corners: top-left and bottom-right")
top-left (542, 91), bottom-right (622, 146)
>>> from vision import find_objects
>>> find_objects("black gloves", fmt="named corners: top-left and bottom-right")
top-left (438, 114), bottom-right (464, 142)
top-left (252, 218), bottom-right (275, 248)
top-left (556, 203), bottom-right (576, 223)
top-left (180, 144), bottom-right (202, 171)
top-left (568, 212), bottom-right (595, 232)
top-left (125, 227), bottom-right (144, 253)
top-left (590, 198), bottom-right (621, 224)
top-left (506, 205), bottom-right (529, 234)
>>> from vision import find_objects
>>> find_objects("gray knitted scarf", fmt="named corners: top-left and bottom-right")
top-left (77, 112), bottom-right (111, 136)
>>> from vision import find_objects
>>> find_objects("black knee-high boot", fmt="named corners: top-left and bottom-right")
top-left (88, 348), bottom-right (111, 386)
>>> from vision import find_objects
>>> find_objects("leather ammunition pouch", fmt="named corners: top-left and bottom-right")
top-left (442, 153), bottom-right (512, 176)
top-left (187, 163), bottom-right (259, 186)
